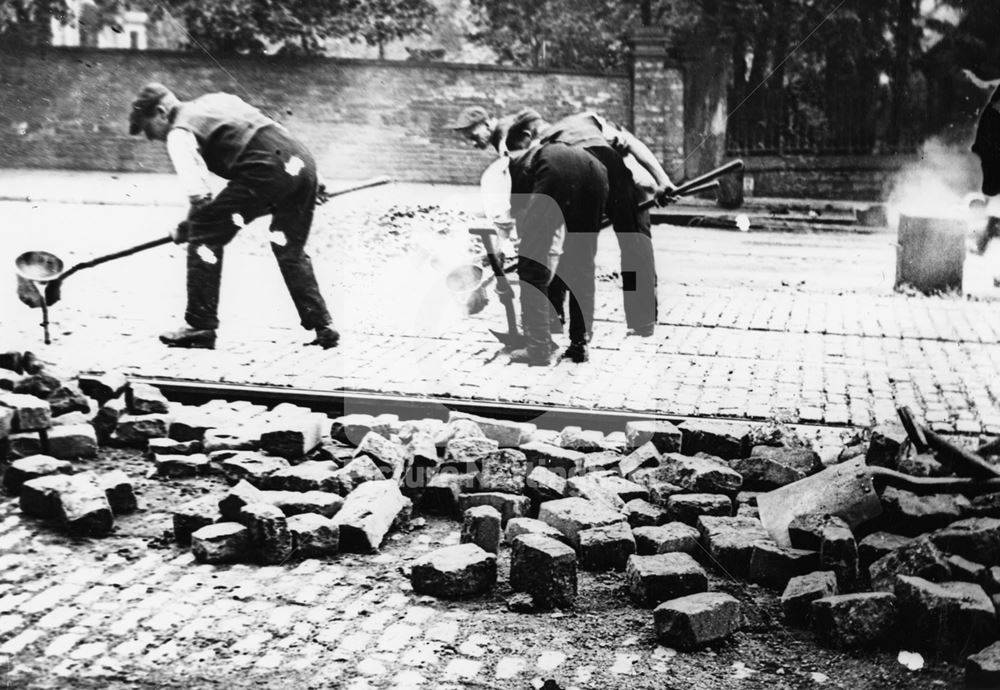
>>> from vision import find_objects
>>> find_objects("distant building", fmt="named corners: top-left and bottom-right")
top-left (51, 0), bottom-right (149, 49)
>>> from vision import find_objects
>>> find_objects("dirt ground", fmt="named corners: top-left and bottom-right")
top-left (0, 445), bottom-right (969, 690)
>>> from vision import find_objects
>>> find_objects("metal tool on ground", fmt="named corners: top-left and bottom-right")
top-left (467, 227), bottom-right (524, 349)
top-left (897, 406), bottom-right (1000, 479)
top-left (758, 456), bottom-right (1000, 546)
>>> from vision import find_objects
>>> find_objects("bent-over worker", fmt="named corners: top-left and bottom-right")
top-left (128, 82), bottom-right (339, 351)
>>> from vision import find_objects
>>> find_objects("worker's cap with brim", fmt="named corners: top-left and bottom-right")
top-left (510, 108), bottom-right (543, 130)
top-left (128, 82), bottom-right (171, 135)
top-left (444, 105), bottom-right (490, 130)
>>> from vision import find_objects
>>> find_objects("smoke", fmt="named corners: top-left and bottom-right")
top-left (886, 136), bottom-right (982, 227)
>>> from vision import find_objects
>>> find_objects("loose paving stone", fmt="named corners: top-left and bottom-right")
top-left (330, 414), bottom-right (380, 445)
top-left (354, 431), bottom-right (407, 481)
top-left (191, 523), bottom-right (250, 564)
top-left (50, 411), bottom-right (92, 428)
top-left (626, 553), bottom-right (708, 607)
top-left (6, 431), bottom-right (43, 459)
top-left (510, 534), bottom-right (577, 609)
top-left (880, 486), bottom-right (972, 536)
top-left (47, 385), bottom-right (91, 417)
top-left (625, 419), bottom-right (682, 453)
top-left (819, 519), bottom-right (860, 591)
top-left (155, 453), bottom-right (211, 478)
top-left (126, 383), bottom-right (170, 415)
top-left (219, 480), bottom-right (267, 521)
top-left (287, 513), bottom-right (339, 557)
top-left (19, 474), bottom-right (73, 519)
top-left (146, 437), bottom-right (201, 457)
top-left (811, 592), bottom-right (897, 649)
top-left (732, 446), bottom-right (822, 490)
top-left (115, 413), bottom-right (171, 445)
top-left (56, 473), bottom-right (114, 536)
top-left (868, 536), bottom-right (951, 591)
top-left (448, 411), bottom-right (534, 448)
top-left (405, 432), bottom-right (439, 469)
top-left (333, 479), bottom-right (409, 552)
top-left (443, 437), bottom-right (499, 473)
top-left (0, 405), bottom-right (14, 439)
top-left (582, 451), bottom-right (625, 474)
top-left (46, 424), bottom-right (97, 460)
top-left (930, 518), bottom-right (1000, 567)
top-left (202, 427), bottom-right (262, 454)
top-left (788, 514), bottom-right (849, 551)
top-left (478, 449), bottom-right (530, 494)
top-left (168, 405), bottom-right (226, 442)
top-left (0, 392), bottom-right (51, 431)
top-left (565, 474), bottom-right (625, 511)
top-left (697, 515), bottom-right (773, 579)
top-left (667, 493), bottom-right (732, 526)
top-left (966, 640), bottom-right (1000, 688)
top-left (865, 423), bottom-right (908, 468)
top-left (334, 455), bottom-right (385, 495)
top-left (578, 521), bottom-right (635, 571)
top-left (968, 492), bottom-right (1000, 519)
top-left (625, 498), bottom-right (665, 527)
top-left (678, 420), bottom-right (752, 460)
top-left (262, 490), bottom-right (343, 518)
top-left (749, 542), bottom-right (820, 590)
top-left (657, 453), bottom-right (743, 494)
top-left (537, 497), bottom-right (627, 549)
top-left (653, 591), bottom-right (741, 649)
top-left (781, 570), bottom-right (839, 625)
top-left (260, 460), bottom-right (339, 493)
top-left (525, 466), bottom-right (567, 503)
top-left (410, 543), bottom-right (497, 598)
top-left (419, 471), bottom-right (477, 516)
top-left (948, 554), bottom-right (987, 582)
top-left (98, 470), bottom-right (137, 515)
top-left (458, 492), bottom-right (529, 527)
top-left (92, 397), bottom-right (127, 442)
top-left (897, 451), bottom-right (945, 477)
top-left (3, 454), bottom-right (72, 494)
top-left (11, 371), bottom-right (60, 399)
top-left (505, 517), bottom-right (567, 545)
top-left (632, 522), bottom-right (700, 555)
top-left (895, 575), bottom-right (999, 659)
top-left (558, 426), bottom-right (605, 452)
top-left (858, 532), bottom-right (913, 569)
top-left (260, 414), bottom-right (326, 460)
top-left (519, 442), bottom-right (585, 476)
top-left (594, 475), bottom-right (648, 503)
top-left (239, 503), bottom-right (293, 565)
top-left (620, 442), bottom-right (662, 479)
top-left (461, 505), bottom-right (502, 554)
top-left (77, 372), bottom-right (127, 405)
top-left (173, 497), bottom-right (221, 545)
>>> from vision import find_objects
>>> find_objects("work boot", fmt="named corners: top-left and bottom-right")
top-left (159, 327), bottom-right (216, 350)
top-left (509, 348), bottom-right (553, 367)
top-left (562, 341), bottom-right (589, 363)
top-left (307, 326), bottom-right (340, 349)
top-left (626, 325), bottom-right (655, 337)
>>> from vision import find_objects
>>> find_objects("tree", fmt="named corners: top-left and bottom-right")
top-left (1, 0), bottom-right (72, 46)
top-left (340, 0), bottom-right (436, 60)
top-left (467, 0), bottom-right (641, 71)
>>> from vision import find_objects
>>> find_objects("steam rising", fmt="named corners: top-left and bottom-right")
top-left (886, 137), bottom-right (980, 226)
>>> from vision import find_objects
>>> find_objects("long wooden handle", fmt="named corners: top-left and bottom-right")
top-left (60, 235), bottom-right (173, 282)
top-left (872, 466), bottom-right (1000, 495)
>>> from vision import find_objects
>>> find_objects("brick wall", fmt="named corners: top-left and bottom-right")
top-left (0, 47), bottom-right (633, 184)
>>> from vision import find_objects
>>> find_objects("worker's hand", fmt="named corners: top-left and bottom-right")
top-left (654, 182), bottom-right (680, 206)
top-left (316, 178), bottom-right (333, 207)
top-left (171, 220), bottom-right (191, 244)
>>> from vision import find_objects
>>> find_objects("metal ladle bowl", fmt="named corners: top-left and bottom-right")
top-left (15, 250), bottom-right (64, 283)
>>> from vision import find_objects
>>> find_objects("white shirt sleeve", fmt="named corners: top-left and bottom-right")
top-left (165, 128), bottom-right (212, 200)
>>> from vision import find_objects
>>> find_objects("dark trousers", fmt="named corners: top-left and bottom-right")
top-left (975, 215), bottom-right (1000, 254)
top-left (585, 146), bottom-right (658, 330)
top-left (547, 230), bottom-right (599, 343)
top-left (184, 126), bottom-right (332, 332)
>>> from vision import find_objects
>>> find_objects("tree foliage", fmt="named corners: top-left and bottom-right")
top-left (467, 0), bottom-right (640, 71)
top-left (340, 0), bottom-right (436, 59)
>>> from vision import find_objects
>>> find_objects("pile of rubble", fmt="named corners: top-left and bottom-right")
top-left (3, 353), bottom-right (1000, 683)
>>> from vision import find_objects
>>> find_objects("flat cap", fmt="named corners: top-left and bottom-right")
top-left (128, 82), bottom-right (171, 135)
top-left (444, 105), bottom-right (490, 130)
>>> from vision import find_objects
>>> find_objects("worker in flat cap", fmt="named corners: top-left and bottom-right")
top-left (128, 82), bottom-right (339, 351)
top-left (511, 110), bottom-right (676, 338)
top-left (445, 106), bottom-right (500, 151)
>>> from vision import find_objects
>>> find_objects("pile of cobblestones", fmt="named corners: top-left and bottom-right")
top-left (3, 349), bottom-right (1000, 684)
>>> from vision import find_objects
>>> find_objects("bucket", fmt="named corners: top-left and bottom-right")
top-left (15, 250), bottom-right (64, 283)
top-left (445, 263), bottom-right (493, 315)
